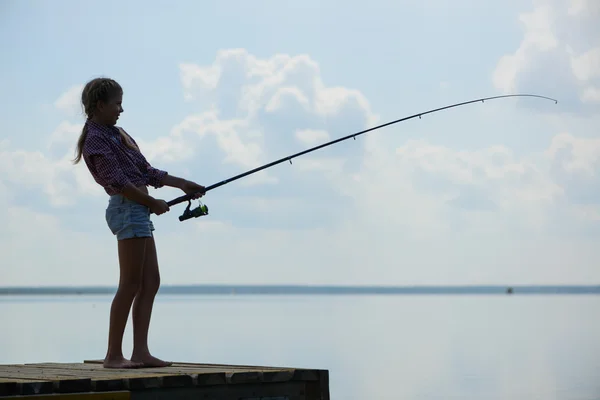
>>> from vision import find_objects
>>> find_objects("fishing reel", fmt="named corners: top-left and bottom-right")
top-left (179, 199), bottom-right (209, 222)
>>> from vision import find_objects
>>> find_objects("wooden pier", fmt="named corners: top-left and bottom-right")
top-left (0, 359), bottom-right (329, 399)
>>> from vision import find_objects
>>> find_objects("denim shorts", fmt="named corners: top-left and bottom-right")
top-left (105, 194), bottom-right (154, 240)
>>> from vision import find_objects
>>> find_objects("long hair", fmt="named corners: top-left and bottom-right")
top-left (72, 77), bottom-right (135, 164)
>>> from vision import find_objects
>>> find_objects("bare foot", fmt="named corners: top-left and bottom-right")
top-left (103, 357), bottom-right (144, 369)
top-left (131, 353), bottom-right (172, 368)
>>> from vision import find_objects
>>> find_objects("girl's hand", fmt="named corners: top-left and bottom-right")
top-left (149, 198), bottom-right (170, 215)
top-left (181, 180), bottom-right (206, 199)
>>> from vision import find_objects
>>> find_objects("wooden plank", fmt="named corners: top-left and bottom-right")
top-left (160, 361), bottom-right (291, 370)
top-left (0, 368), bottom-right (93, 380)
top-left (12, 367), bottom-right (290, 387)
top-left (80, 360), bottom-right (321, 383)
top-left (0, 366), bottom-right (92, 395)
top-left (0, 377), bottom-right (55, 397)
top-left (0, 371), bottom-right (205, 394)
top-left (0, 380), bottom-right (17, 397)
top-left (305, 370), bottom-right (330, 400)
top-left (259, 369), bottom-right (295, 383)
top-left (0, 369), bottom-right (169, 394)
top-left (126, 381), bottom-right (308, 400)
top-left (0, 364), bottom-right (302, 392)
top-left (0, 378), bottom-right (49, 383)
top-left (143, 362), bottom-right (322, 382)
top-left (90, 377), bottom-right (128, 393)
top-left (83, 359), bottom-right (288, 370)
top-left (292, 369), bottom-right (320, 381)
top-left (23, 362), bottom-right (270, 375)
top-left (9, 363), bottom-right (301, 387)
top-left (224, 370), bottom-right (261, 384)
top-left (3, 364), bottom-right (188, 379)
top-left (194, 371), bottom-right (226, 386)
top-left (0, 391), bottom-right (131, 399)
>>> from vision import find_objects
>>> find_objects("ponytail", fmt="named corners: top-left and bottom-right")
top-left (72, 123), bottom-right (88, 164)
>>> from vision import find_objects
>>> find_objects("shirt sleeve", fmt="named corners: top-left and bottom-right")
top-left (146, 165), bottom-right (168, 189)
top-left (83, 135), bottom-right (131, 193)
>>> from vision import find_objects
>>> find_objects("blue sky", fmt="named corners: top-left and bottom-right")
top-left (1, 0), bottom-right (599, 287)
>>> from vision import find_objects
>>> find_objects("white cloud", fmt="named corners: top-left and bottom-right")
top-left (0, 85), bottom-right (108, 208)
top-left (0, 145), bottom-right (71, 207)
top-left (493, 0), bottom-right (600, 108)
top-left (265, 87), bottom-right (311, 113)
top-left (136, 49), bottom-right (380, 189)
top-left (179, 49), bottom-right (378, 124)
top-left (0, 130), bottom-right (103, 207)
top-left (0, 200), bottom-right (116, 286)
top-left (53, 84), bottom-right (84, 117)
top-left (492, 4), bottom-right (557, 94)
top-left (295, 129), bottom-right (329, 145)
top-left (568, 0), bottom-right (600, 16)
top-left (570, 47), bottom-right (600, 82)
top-left (47, 121), bottom-right (83, 151)
top-left (179, 63), bottom-right (220, 101)
top-left (546, 132), bottom-right (600, 175)
top-left (581, 86), bottom-right (600, 103)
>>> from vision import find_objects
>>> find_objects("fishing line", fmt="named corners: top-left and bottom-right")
top-left (165, 93), bottom-right (557, 221)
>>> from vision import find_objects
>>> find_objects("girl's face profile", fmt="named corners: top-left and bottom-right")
top-left (97, 92), bottom-right (123, 126)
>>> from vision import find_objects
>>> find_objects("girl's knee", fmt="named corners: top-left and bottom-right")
top-left (142, 273), bottom-right (160, 295)
top-left (118, 281), bottom-right (142, 296)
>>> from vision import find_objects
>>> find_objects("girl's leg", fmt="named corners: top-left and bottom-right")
top-left (131, 235), bottom-right (172, 367)
top-left (103, 237), bottom-right (148, 369)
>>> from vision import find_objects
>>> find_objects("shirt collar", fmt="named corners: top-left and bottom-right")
top-left (86, 119), bottom-right (119, 136)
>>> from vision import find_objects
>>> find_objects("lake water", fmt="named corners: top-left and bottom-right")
top-left (1, 294), bottom-right (599, 399)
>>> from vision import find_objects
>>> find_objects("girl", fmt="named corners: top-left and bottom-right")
top-left (73, 77), bottom-right (205, 369)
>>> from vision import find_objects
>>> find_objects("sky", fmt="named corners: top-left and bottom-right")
top-left (0, 0), bottom-right (599, 287)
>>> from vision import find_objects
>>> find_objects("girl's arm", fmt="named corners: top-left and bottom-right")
top-left (161, 174), bottom-right (206, 198)
top-left (160, 174), bottom-right (188, 189)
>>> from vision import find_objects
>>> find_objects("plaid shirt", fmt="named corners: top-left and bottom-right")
top-left (82, 119), bottom-right (167, 195)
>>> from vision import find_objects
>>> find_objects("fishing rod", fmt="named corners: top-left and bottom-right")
top-left (167, 93), bottom-right (557, 222)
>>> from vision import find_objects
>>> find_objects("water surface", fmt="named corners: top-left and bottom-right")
top-left (1, 294), bottom-right (598, 399)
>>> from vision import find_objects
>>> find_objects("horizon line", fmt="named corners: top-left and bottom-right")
top-left (1, 283), bottom-right (599, 296)
top-left (2, 283), bottom-right (599, 287)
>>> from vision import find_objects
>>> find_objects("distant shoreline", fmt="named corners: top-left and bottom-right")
top-left (1, 284), bottom-right (599, 295)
